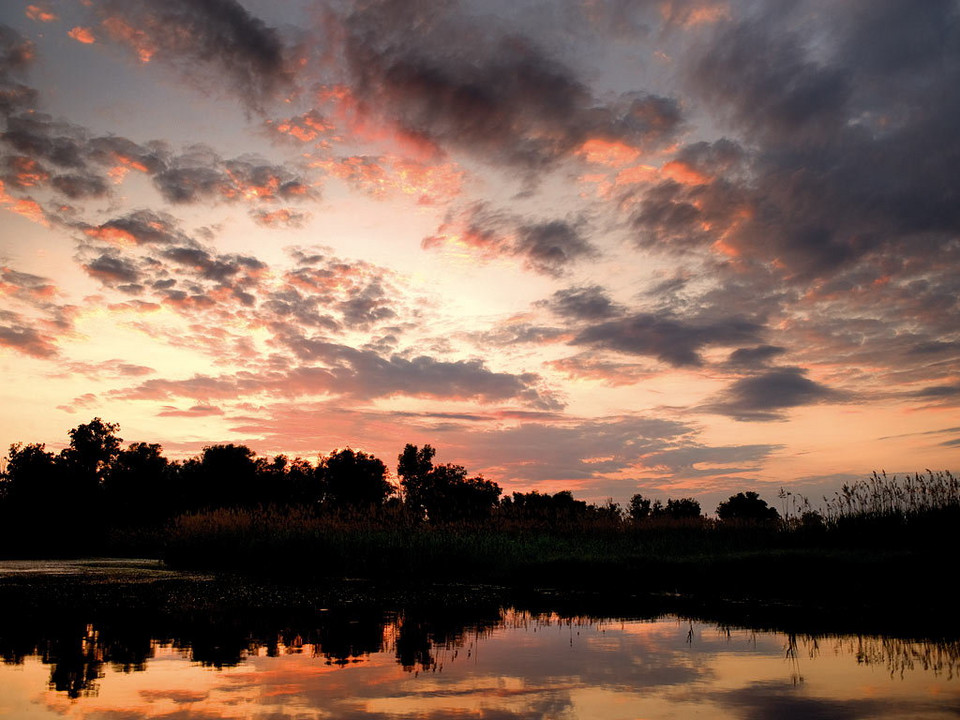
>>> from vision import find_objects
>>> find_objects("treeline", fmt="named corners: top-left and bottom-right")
top-left (1, 418), bottom-right (745, 536)
top-left (2, 418), bottom-right (958, 570)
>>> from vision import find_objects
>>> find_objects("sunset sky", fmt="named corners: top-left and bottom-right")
top-left (1, 0), bottom-right (958, 508)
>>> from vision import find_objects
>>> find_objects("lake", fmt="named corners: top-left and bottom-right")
top-left (1, 560), bottom-right (957, 719)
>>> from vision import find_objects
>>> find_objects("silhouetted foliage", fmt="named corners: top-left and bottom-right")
top-left (397, 444), bottom-right (501, 522)
top-left (628, 493), bottom-right (652, 522)
top-left (1, 442), bottom-right (61, 511)
top-left (59, 418), bottom-right (122, 492)
top-left (499, 491), bottom-right (590, 527)
top-left (180, 444), bottom-right (262, 510)
top-left (652, 497), bottom-right (702, 521)
top-left (317, 448), bottom-right (393, 510)
top-left (397, 443), bottom-right (436, 518)
top-left (103, 442), bottom-right (171, 524)
top-left (716, 491), bottom-right (780, 523)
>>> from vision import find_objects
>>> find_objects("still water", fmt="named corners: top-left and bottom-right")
top-left (0, 561), bottom-right (958, 719)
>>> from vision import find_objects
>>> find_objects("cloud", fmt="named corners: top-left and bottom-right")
top-left (98, 0), bottom-right (293, 111)
top-left (83, 210), bottom-right (191, 246)
top-left (540, 286), bottom-right (622, 320)
top-left (705, 367), bottom-right (838, 421)
top-left (0, 267), bottom-right (74, 358)
top-left (112, 345), bottom-right (560, 410)
top-left (25, 6), bottom-right (57, 23)
top-left (651, 1), bottom-right (960, 281)
top-left (67, 27), bottom-right (97, 45)
top-left (423, 203), bottom-right (596, 276)
top-left (83, 252), bottom-right (143, 288)
top-left (157, 404), bottom-right (224, 418)
top-left (152, 146), bottom-right (312, 205)
top-left (338, 1), bottom-right (683, 171)
top-left (574, 313), bottom-right (763, 367)
top-left (250, 207), bottom-right (309, 228)
top-left (0, 25), bottom-right (37, 117)
top-left (726, 345), bottom-right (788, 369)
top-left (0, 311), bottom-right (59, 358)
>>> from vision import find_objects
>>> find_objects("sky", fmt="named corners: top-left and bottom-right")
top-left (0, 0), bottom-right (958, 509)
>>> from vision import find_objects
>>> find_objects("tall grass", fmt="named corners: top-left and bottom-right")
top-left (161, 470), bottom-right (959, 593)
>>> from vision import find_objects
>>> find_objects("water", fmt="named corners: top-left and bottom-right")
top-left (1, 560), bottom-right (958, 719)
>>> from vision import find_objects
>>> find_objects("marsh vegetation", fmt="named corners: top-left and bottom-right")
top-left (1, 419), bottom-right (957, 613)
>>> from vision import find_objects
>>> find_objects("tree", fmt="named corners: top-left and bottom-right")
top-left (318, 448), bottom-right (392, 510)
top-left (397, 444), bottom-right (501, 522)
top-left (180, 444), bottom-right (261, 509)
top-left (59, 418), bottom-right (122, 492)
top-left (1, 442), bottom-right (59, 506)
top-left (651, 497), bottom-right (702, 521)
top-left (103, 442), bottom-right (170, 522)
top-left (500, 490), bottom-right (589, 526)
top-left (628, 493), bottom-right (652, 522)
top-left (397, 444), bottom-right (437, 517)
top-left (716, 491), bottom-right (780, 523)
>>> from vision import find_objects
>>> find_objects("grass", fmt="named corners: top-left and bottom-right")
top-left (154, 471), bottom-right (959, 615)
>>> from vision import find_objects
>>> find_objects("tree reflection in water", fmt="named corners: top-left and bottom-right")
top-left (2, 602), bottom-right (959, 700)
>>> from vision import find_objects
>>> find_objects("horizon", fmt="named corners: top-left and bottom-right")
top-left (1, 0), bottom-right (958, 510)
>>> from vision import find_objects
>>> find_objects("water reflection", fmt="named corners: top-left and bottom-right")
top-left (2, 602), bottom-right (959, 719)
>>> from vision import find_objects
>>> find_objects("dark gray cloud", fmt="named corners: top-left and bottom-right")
top-left (424, 203), bottom-right (595, 276)
top-left (83, 253), bottom-right (142, 287)
top-left (113, 342), bottom-right (560, 410)
top-left (99, 0), bottom-right (293, 112)
top-left (276, 336), bottom-right (561, 409)
top-left (2, 114), bottom-right (87, 169)
top-left (0, 25), bottom-right (38, 117)
top-left (648, 1), bottom-right (960, 280)
top-left (0, 310), bottom-right (58, 358)
top-left (50, 172), bottom-right (109, 199)
top-left (726, 345), bottom-right (787, 369)
top-left (541, 286), bottom-right (622, 320)
top-left (574, 313), bottom-right (763, 367)
top-left (152, 147), bottom-right (311, 205)
top-left (461, 414), bottom-right (693, 484)
top-left (339, 0), bottom-right (682, 170)
top-left (706, 367), bottom-right (837, 422)
top-left (84, 210), bottom-right (192, 246)
top-left (514, 221), bottom-right (596, 276)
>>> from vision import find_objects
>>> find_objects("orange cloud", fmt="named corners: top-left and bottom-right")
top-left (661, 159), bottom-right (711, 185)
top-left (315, 154), bottom-right (462, 205)
top-left (251, 208), bottom-right (309, 228)
top-left (660, 1), bottom-right (731, 27)
top-left (25, 5), bottom-right (57, 22)
top-left (0, 180), bottom-right (48, 226)
top-left (84, 226), bottom-right (138, 246)
top-left (8, 157), bottom-right (49, 188)
top-left (103, 17), bottom-right (156, 62)
top-left (577, 139), bottom-right (642, 167)
top-left (269, 110), bottom-right (335, 144)
top-left (68, 26), bottom-right (96, 44)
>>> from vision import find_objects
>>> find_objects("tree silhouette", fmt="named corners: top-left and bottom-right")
top-left (317, 448), bottom-right (392, 510)
top-left (628, 493), bottom-right (652, 522)
top-left (651, 497), bottom-right (702, 520)
top-left (59, 418), bottom-right (122, 495)
top-left (103, 442), bottom-right (171, 523)
top-left (716, 491), bottom-right (780, 523)
top-left (397, 444), bottom-right (501, 522)
top-left (397, 444), bottom-right (437, 518)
